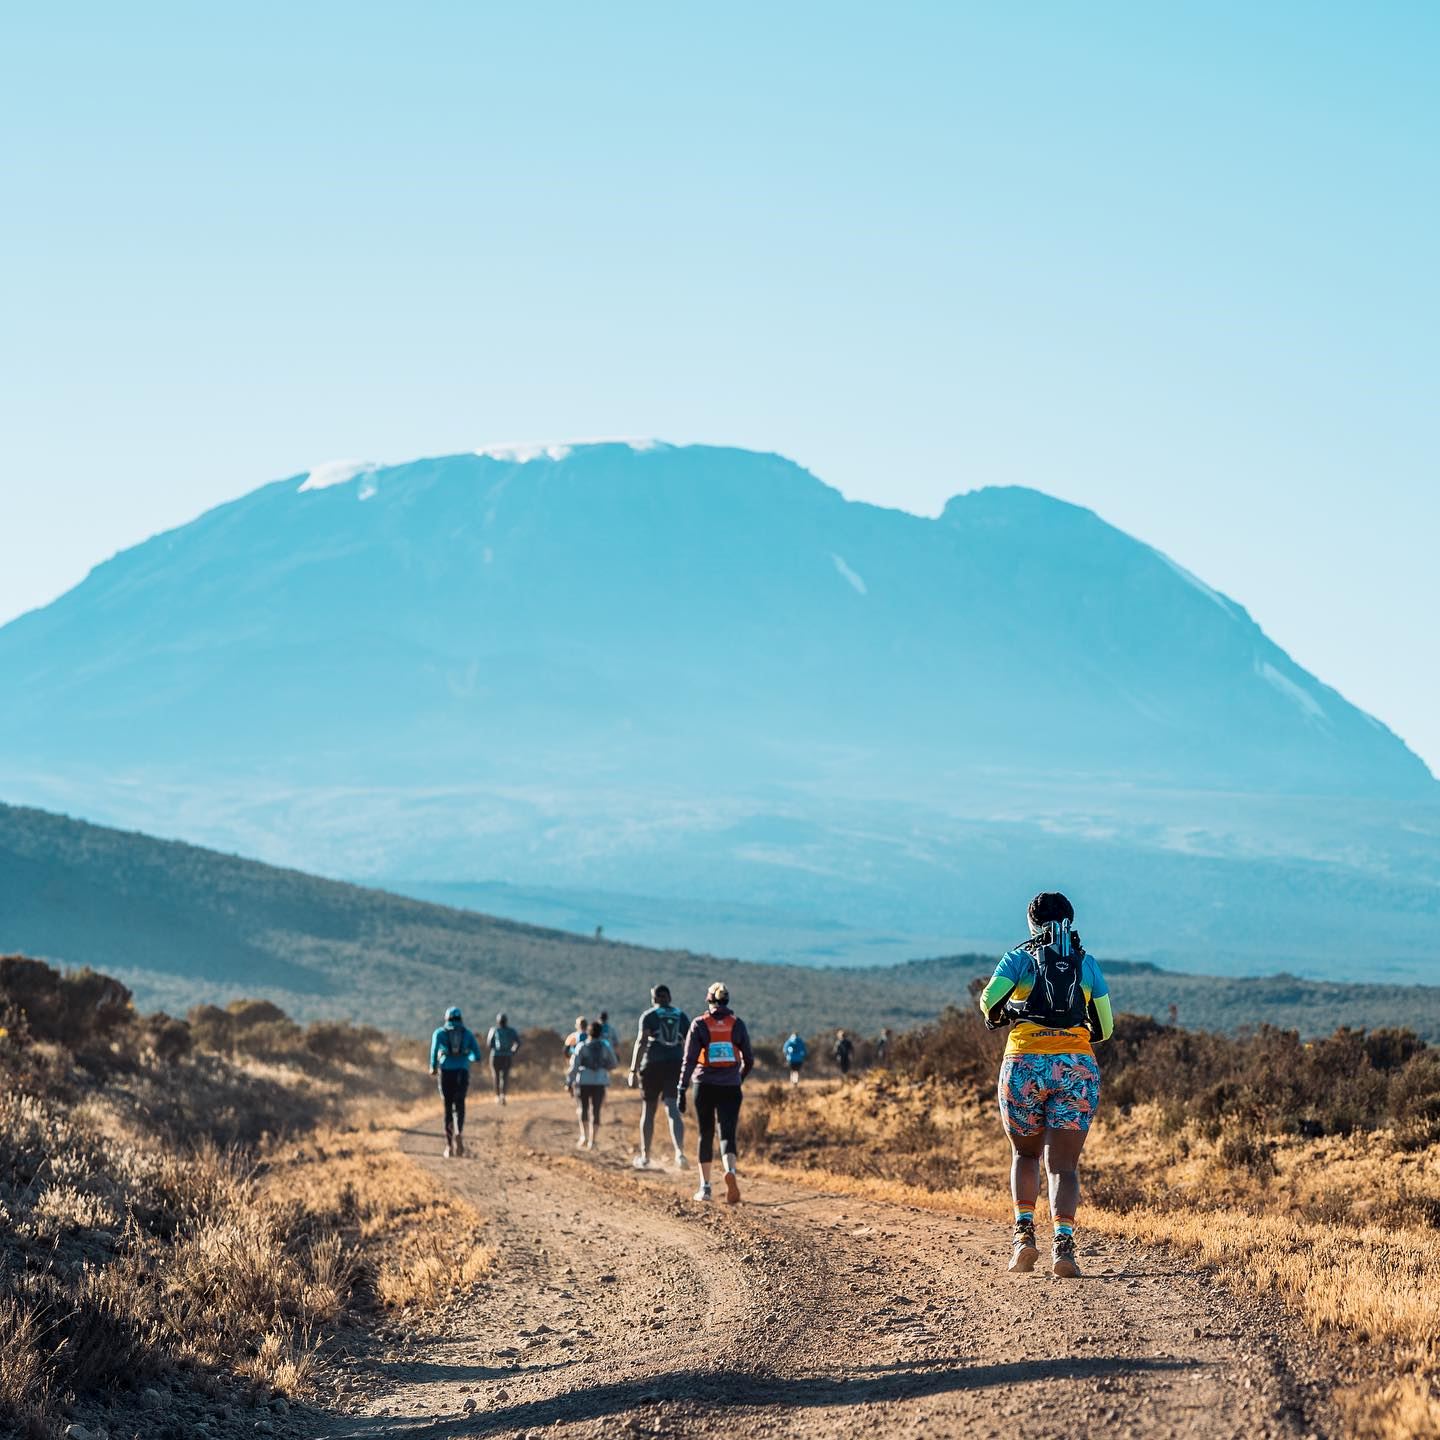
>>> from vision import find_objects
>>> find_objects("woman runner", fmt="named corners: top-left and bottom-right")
top-left (978, 892), bottom-right (1113, 1278)
top-left (677, 982), bottom-right (753, 1203)
top-left (566, 1019), bottom-right (618, 1150)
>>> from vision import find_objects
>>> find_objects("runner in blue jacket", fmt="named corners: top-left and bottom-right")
top-left (429, 1006), bottom-right (481, 1157)
top-left (782, 1031), bottom-right (808, 1084)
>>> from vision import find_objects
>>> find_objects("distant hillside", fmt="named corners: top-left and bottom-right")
top-left (3, 800), bottom-right (1439, 1042)
top-left (0, 441), bottom-right (1435, 978)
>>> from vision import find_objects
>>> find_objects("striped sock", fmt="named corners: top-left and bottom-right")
top-left (1054, 1215), bottom-right (1076, 1239)
top-left (1014, 1205), bottom-right (1035, 1227)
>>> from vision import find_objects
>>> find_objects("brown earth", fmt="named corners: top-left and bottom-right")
top-left (320, 1088), bottom-right (1338, 1440)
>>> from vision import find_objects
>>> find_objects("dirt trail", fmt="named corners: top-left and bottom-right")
top-left (327, 1090), bottom-right (1335, 1440)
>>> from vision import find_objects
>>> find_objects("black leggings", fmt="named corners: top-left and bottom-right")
top-left (439, 1068), bottom-right (469, 1133)
top-left (578, 1084), bottom-right (606, 1125)
top-left (694, 1083), bottom-right (742, 1163)
top-left (492, 1055), bottom-right (512, 1097)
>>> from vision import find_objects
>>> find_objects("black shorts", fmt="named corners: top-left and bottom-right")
top-left (640, 1059), bottom-right (683, 1103)
top-left (491, 1055), bottom-right (512, 1072)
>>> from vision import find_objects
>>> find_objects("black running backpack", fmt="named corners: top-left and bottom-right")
top-left (1011, 930), bottom-right (1089, 1030)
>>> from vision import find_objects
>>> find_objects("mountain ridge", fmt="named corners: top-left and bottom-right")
top-left (1, 441), bottom-right (1434, 976)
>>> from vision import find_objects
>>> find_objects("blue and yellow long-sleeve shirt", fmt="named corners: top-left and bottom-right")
top-left (979, 948), bottom-right (1114, 1057)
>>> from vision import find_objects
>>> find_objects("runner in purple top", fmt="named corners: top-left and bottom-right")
top-left (677, 982), bottom-right (753, 1204)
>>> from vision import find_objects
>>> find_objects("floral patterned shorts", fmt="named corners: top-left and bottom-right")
top-left (997, 1052), bottom-right (1101, 1137)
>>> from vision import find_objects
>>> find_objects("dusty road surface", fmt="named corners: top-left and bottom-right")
top-left (327, 1090), bottom-right (1335, 1440)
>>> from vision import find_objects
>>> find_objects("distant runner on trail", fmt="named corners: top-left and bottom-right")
top-left (566, 1020), bottom-right (618, 1150)
top-left (876, 1027), bottom-right (893, 1065)
top-left (678, 982), bottom-right (753, 1203)
top-left (832, 1030), bottom-right (854, 1076)
top-left (487, 1013), bottom-right (522, 1105)
top-left (429, 1006), bottom-right (481, 1158)
top-left (782, 1031), bottom-right (808, 1084)
top-left (597, 1011), bottom-right (619, 1051)
top-left (627, 985), bottom-right (690, 1170)
top-left (563, 1016), bottom-right (588, 1061)
top-left (979, 891), bottom-right (1113, 1279)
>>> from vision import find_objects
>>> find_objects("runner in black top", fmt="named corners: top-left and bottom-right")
top-left (627, 985), bottom-right (690, 1170)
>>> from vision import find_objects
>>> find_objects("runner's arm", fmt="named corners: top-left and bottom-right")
top-left (677, 1018), bottom-right (706, 1093)
top-left (1085, 957), bottom-right (1115, 1043)
top-left (629, 1015), bottom-right (647, 1077)
top-left (735, 1018), bottom-right (754, 1079)
top-left (979, 953), bottom-right (1025, 1027)
top-left (428, 1029), bottom-right (442, 1070)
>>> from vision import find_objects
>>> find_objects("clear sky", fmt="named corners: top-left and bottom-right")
top-left (3, 3), bottom-right (1437, 773)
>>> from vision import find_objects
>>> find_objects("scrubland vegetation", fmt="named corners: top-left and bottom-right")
top-left (742, 1002), bottom-right (1440, 1440)
top-left (0, 956), bottom-right (489, 1439)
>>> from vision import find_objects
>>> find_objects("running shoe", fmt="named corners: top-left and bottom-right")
top-left (632, 1154), bottom-right (651, 1169)
top-left (1051, 1234), bottom-right (1081, 1279)
top-left (1007, 1221), bottom-right (1039, 1274)
top-left (443, 1140), bottom-right (453, 1159)
top-left (693, 1183), bottom-right (713, 1202)
top-left (673, 1150), bottom-right (688, 1169)
top-left (723, 1171), bottom-right (741, 1205)
top-left (454, 1135), bottom-right (465, 1158)
top-left (576, 1136), bottom-right (588, 1148)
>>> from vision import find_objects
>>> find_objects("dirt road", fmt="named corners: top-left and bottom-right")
top-left (328, 1090), bottom-right (1335, 1440)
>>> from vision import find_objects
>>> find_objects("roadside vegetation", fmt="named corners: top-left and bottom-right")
top-left (0, 955), bottom-right (491, 1440)
top-left (741, 1001), bottom-right (1440, 1440)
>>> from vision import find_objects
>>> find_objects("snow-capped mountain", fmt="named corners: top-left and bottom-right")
top-left (0, 442), bottom-right (1434, 974)
top-left (0, 441), bottom-right (1426, 793)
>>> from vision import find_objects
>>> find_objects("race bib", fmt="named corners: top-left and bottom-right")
top-left (707, 1040), bottom-right (737, 1064)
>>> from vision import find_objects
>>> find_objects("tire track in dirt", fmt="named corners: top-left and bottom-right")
top-left (329, 1091), bottom-right (1336, 1440)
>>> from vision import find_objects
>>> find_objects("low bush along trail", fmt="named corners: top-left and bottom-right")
top-left (0, 955), bottom-right (492, 1440)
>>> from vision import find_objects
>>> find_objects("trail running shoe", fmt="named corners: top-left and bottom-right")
top-left (673, 1151), bottom-right (688, 1169)
top-left (454, 1134), bottom-right (465, 1158)
top-left (723, 1171), bottom-right (742, 1205)
top-left (1052, 1234), bottom-right (1081, 1279)
top-left (694, 1183), bottom-right (713, 1202)
top-left (633, 1154), bottom-right (651, 1169)
top-left (1007, 1222), bottom-right (1039, 1274)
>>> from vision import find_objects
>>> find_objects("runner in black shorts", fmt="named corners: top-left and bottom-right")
top-left (627, 985), bottom-right (690, 1169)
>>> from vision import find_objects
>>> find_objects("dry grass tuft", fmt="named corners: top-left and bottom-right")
top-left (260, 1121), bottom-right (494, 1315)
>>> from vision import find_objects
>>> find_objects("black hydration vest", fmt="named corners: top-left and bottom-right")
top-left (1011, 935), bottom-right (1088, 1030)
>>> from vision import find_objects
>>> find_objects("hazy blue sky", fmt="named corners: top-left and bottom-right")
top-left (3, 3), bottom-right (1437, 771)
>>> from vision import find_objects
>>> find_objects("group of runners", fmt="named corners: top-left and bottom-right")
top-left (427, 1009), bottom-right (524, 1155)
top-left (555, 983), bottom-right (753, 1202)
top-left (427, 890), bottom-right (1112, 1273)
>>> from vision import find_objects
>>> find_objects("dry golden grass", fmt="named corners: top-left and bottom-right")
top-left (0, 989), bottom-right (482, 1436)
top-left (743, 1075), bottom-right (1440, 1439)
top-left (259, 1116), bottom-right (494, 1315)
